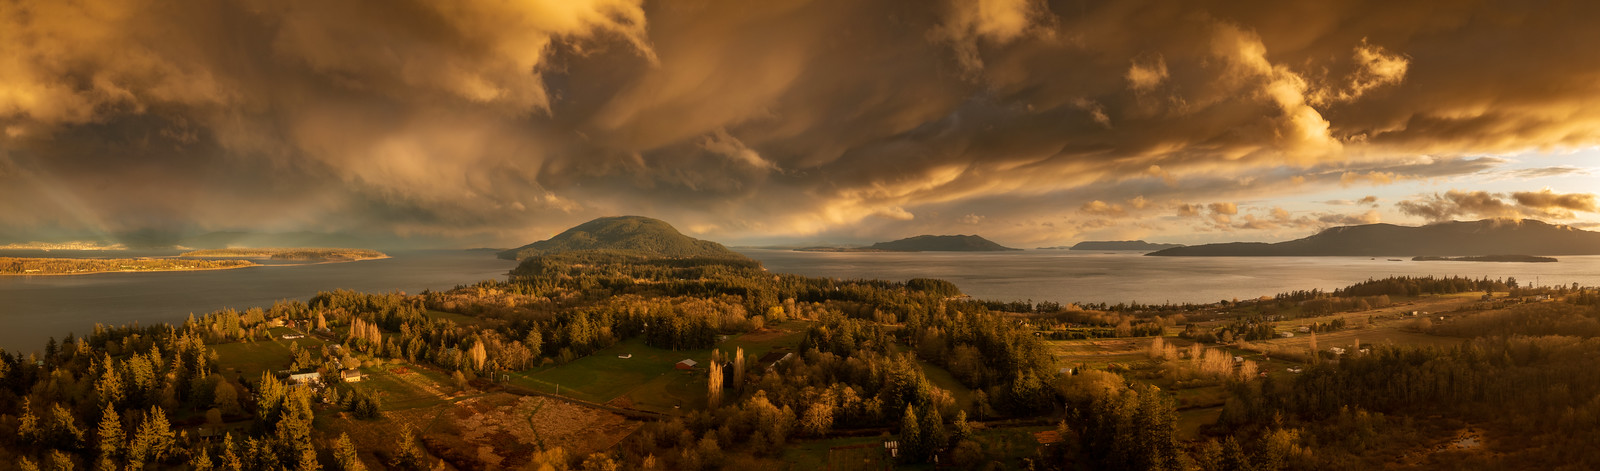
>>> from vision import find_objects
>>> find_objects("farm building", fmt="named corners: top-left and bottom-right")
top-left (758, 351), bottom-right (794, 371)
top-left (288, 372), bottom-right (321, 386)
top-left (340, 369), bottom-right (364, 383)
top-left (675, 359), bottom-right (698, 370)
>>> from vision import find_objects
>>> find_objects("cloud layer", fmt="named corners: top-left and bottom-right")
top-left (3, 0), bottom-right (1599, 246)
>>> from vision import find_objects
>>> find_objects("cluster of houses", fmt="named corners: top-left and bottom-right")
top-left (281, 368), bottom-right (367, 388)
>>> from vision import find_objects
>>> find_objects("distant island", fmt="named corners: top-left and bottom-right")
top-left (1149, 219), bottom-right (1600, 257)
top-left (798, 234), bottom-right (1019, 252)
top-left (0, 257), bottom-right (256, 275)
top-left (1413, 255), bottom-right (1558, 263)
top-left (1057, 240), bottom-right (1184, 251)
top-left (181, 248), bottom-right (388, 262)
top-left (0, 241), bottom-right (129, 251)
top-left (498, 215), bottom-right (747, 260)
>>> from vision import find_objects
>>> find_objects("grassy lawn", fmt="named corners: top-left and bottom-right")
top-left (970, 425), bottom-right (1056, 466)
top-left (508, 337), bottom-right (690, 403)
top-left (917, 360), bottom-right (976, 412)
top-left (1176, 407), bottom-right (1223, 440)
top-left (349, 363), bottom-right (455, 410)
top-left (424, 309), bottom-right (494, 328)
top-left (212, 335), bottom-right (325, 380)
top-left (508, 322), bottom-right (810, 411)
top-left (781, 435), bottom-right (890, 471)
top-left (1046, 337), bottom-right (1150, 369)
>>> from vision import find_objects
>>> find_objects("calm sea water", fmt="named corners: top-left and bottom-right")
top-left (0, 250), bottom-right (516, 353)
top-left (737, 249), bottom-right (1600, 306)
top-left (5, 248), bottom-right (1599, 354)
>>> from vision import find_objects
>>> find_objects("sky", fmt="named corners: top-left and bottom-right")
top-left (2, 0), bottom-right (1598, 249)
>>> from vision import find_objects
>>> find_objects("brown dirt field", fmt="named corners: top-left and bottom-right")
top-left (1396, 427), bottom-right (1498, 468)
top-left (417, 393), bottom-right (641, 469)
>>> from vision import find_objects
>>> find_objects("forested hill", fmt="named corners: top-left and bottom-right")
top-left (497, 216), bottom-right (746, 260)
top-left (867, 235), bottom-right (1019, 252)
top-left (1148, 219), bottom-right (1600, 256)
top-left (1067, 240), bottom-right (1184, 251)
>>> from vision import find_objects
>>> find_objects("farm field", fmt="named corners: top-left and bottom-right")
top-left (1045, 337), bottom-right (1150, 370)
top-left (349, 362), bottom-right (464, 410)
top-left (508, 321), bottom-right (810, 413)
top-left (424, 309), bottom-right (496, 328)
top-left (916, 360), bottom-right (977, 413)
top-left (211, 333), bottom-right (325, 380)
top-left (780, 435), bottom-right (887, 471)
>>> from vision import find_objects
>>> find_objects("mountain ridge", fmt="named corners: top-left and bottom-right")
top-left (1148, 219), bottom-right (1600, 257)
top-left (497, 216), bottom-right (745, 260)
top-left (1064, 240), bottom-right (1184, 251)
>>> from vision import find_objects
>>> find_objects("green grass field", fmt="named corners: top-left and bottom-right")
top-left (1046, 337), bottom-right (1150, 369)
top-left (917, 360), bottom-right (977, 412)
top-left (211, 334), bottom-right (326, 380)
top-left (780, 435), bottom-right (891, 471)
top-left (423, 309), bottom-right (494, 328)
top-left (507, 322), bottom-right (809, 412)
top-left (348, 363), bottom-right (457, 410)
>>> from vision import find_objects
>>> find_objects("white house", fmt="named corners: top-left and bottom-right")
top-left (289, 372), bottom-right (321, 386)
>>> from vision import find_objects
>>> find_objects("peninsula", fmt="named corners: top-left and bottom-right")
top-left (1063, 240), bottom-right (1184, 251)
top-left (0, 256), bottom-right (256, 275)
top-left (1148, 219), bottom-right (1600, 257)
top-left (1412, 255), bottom-right (1558, 263)
top-left (180, 247), bottom-right (389, 262)
top-left (797, 234), bottom-right (1019, 252)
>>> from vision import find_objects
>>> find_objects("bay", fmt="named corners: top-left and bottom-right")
top-left (738, 248), bottom-right (1600, 306)
top-left (0, 250), bottom-right (516, 353)
top-left (7, 247), bottom-right (1600, 354)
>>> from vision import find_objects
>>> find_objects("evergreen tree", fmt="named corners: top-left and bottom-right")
top-left (191, 446), bottom-right (214, 471)
top-left (129, 406), bottom-right (176, 467)
top-left (95, 357), bottom-right (124, 409)
top-left (391, 426), bottom-right (425, 470)
top-left (898, 404), bottom-right (922, 462)
top-left (221, 433), bottom-right (244, 471)
top-left (48, 402), bottom-right (85, 449)
top-left (1220, 436), bottom-right (1252, 471)
top-left (952, 410), bottom-right (973, 442)
top-left (47, 450), bottom-right (74, 471)
top-left (333, 433), bottom-right (368, 471)
top-left (277, 388), bottom-right (319, 471)
top-left (919, 406), bottom-right (947, 457)
top-left (95, 404), bottom-right (123, 470)
top-left (18, 397), bottom-right (40, 444)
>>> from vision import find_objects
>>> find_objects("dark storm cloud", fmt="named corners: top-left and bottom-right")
top-left (1398, 190), bottom-right (1599, 222)
top-left (3, 0), bottom-right (1599, 246)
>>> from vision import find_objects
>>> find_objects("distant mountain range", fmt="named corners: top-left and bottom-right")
top-left (1044, 240), bottom-right (1184, 251)
top-left (1148, 219), bottom-right (1600, 257)
top-left (497, 216), bottom-right (745, 260)
top-left (798, 234), bottom-right (1018, 252)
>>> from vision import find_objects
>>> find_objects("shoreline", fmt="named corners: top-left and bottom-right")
top-left (0, 263), bottom-right (260, 277)
top-left (1, 254), bottom-right (394, 277)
